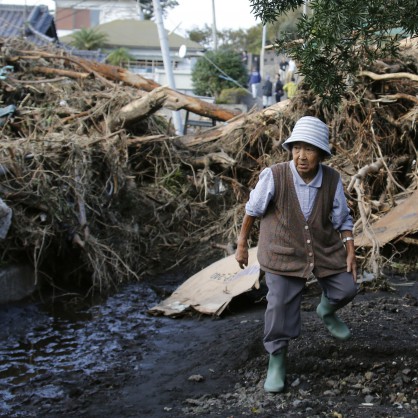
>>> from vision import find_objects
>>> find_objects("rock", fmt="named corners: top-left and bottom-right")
top-left (364, 371), bottom-right (374, 380)
top-left (364, 395), bottom-right (374, 403)
top-left (0, 264), bottom-right (36, 304)
top-left (187, 374), bottom-right (204, 382)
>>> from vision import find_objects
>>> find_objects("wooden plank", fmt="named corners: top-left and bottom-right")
top-left (355, 189), bottom-right (418, 247)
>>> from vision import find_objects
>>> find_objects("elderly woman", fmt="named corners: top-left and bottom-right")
top-left (235, 116), bottom-right (358, 393)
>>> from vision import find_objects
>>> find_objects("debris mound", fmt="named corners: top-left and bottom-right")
top-left (0, 36), bottom-right (417, 293)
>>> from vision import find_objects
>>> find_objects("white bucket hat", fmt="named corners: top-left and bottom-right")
top-left (282, 116), bottom-right (331, 155)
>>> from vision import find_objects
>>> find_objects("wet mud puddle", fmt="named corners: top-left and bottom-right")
top-left (0, 283), bottom-right (162, 415)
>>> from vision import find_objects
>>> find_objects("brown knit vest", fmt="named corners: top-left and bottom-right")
top-left (257, 162), bottom-right (347, 278)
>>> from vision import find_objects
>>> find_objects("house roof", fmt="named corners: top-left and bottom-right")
top-left (0, 4), bottom-right (58, 44)
top-left (0, 4), bottom-right (107, 62)
top-left (61, 19), bottom-right (203, 52)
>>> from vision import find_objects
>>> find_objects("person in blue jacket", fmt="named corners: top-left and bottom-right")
top-left (248, 68), bottom-right (261, 99)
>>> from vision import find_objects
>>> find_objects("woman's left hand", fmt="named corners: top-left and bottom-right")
top-left (346, 251), bottom-right (357, 282)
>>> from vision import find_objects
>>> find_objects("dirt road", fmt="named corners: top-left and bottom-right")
top-left (1, 272), bottom-right (417, 418)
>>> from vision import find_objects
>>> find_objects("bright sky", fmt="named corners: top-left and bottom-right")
top-left (0, 0), bottom-right (260, 33)
top-left (165, 0), bottom-right (260, 34)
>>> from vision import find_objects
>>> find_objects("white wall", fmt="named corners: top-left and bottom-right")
top-left (154, 68), bottom-right (194, 94)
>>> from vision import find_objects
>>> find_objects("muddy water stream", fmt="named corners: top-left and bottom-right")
top-left (0, 282), bottom-right (162, 415)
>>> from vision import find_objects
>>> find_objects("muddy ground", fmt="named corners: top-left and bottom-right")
top-left (1, 270), bottom-right (418, 418)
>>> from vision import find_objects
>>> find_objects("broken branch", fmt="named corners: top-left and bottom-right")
top-left (359, 70), bottom-right (418, 82)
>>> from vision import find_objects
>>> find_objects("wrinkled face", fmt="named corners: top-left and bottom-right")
top-left (291, 141), bottom-right (323, 180)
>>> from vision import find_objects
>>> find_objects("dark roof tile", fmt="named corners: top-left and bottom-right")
top-left (0, 4), bottom-right (57, 45)
top-left (0, 4), bottom-right (106, 62)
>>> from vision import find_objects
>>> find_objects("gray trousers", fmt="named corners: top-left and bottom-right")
top-left (263, 271), bottom-right (358, 354)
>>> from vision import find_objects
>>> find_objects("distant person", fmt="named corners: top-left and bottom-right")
top-left (283, 77), bottom-right (297, 99)
top-left (287, 58), bottom-right (297, 83)
top-left (274, 74), bottom-right (284, 103)
top-left (248, 68), bottom-right (262, 99)
top-left (279, 57), bottom-right (289, 81)
top-left (262, 75), bottom-right (273, 108)
top-left (241, 50), bottom-right (248, 66)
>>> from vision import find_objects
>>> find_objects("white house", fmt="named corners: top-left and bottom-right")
top-left (55, 0), bottom-right (204, 94)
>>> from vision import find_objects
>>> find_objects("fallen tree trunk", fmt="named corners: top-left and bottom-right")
top-left (108, 85), bottom-right (239, 131)
top-left (31, 66), bottom-right (91, 80)
top-left (10, 50), bottom-right (241, 123)
top-left (179, 99), bottom-right (291, 147)
top-left (68, 57), bottom-right (242, 121)
top-left (108, 86), bottom-right (169, 131)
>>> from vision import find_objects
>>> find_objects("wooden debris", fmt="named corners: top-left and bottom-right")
top-left (0, 36), bottom-right (417, 293)
top-left (359, 70), bottom-right (418, 82)
top-left (108, 85), bottom-right (238, 131)
top-left (12, 47), bottom-right (240, 122)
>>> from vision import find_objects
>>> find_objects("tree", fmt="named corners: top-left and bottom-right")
top-left (139, 0), bottom-right (178, 19)
top-left (187, 25), bottom-right (213, 49)
top-left (187, 25), bottom-right (262, 53)
top-left (69, 28), bottom-right (108, 50)
top-left (269, 8), bottom-right (301, 42)
top-left (249, 0), bottom-right (418, 104)
top-left (243, 25), bottom-right (264, 54)
top-left (187, 23), bottom-right (297, 55)
top-left (185, 16), bottom-right (299, 57)
top-left (218, 28), bottom-right (253, 52)
top-left (192, 50), bottom-right (248, 98)
top-left (106, 48), bottom-right (136, 68)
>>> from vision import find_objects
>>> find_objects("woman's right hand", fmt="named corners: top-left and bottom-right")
top-left (235, 214), bottom-right (256, 269)
top-left (235, 245), bottom-right (249, 269)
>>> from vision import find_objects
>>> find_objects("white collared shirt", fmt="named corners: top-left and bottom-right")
top-left (245, 161), bottom-right (353, 231)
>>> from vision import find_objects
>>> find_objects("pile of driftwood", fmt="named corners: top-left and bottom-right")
top-left (0, 37), bottom-right (417, 293)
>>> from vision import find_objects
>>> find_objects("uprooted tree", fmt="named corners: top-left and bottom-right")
top-left (0, 35), bottom-right (417, 295)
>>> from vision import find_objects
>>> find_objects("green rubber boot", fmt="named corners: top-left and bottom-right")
top-left (264, 349), bottom-right (287, 393)
top-left (316, 293), bottom-right (351, 341)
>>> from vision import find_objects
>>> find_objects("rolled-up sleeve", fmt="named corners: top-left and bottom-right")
top-left (332, 179), bottom-right (353, 231)
top-left (245, 168), bottom-right (275, 217)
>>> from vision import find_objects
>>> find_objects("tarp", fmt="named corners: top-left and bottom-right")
top-left (149, 247), bottom-right (260, 317)
top-left (354, 189), bottom-right (418, 247)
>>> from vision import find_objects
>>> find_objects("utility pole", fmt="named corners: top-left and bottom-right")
top-left (211, 0), bottom-right (218, 51)
top-left (152, 0), bottom-right (183, 134)
top-left (260, 24), bottom-right (267, 78)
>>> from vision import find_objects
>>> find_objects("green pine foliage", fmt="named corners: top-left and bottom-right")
top-left (250, 0), bottom-right (418, 105)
